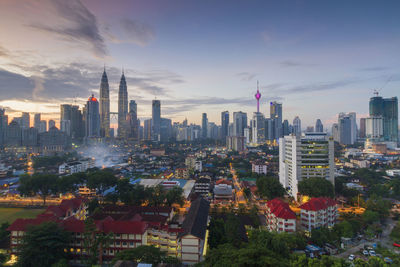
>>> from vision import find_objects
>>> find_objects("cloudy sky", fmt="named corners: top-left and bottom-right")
top-left (0, 0), bottom-right (399, 129)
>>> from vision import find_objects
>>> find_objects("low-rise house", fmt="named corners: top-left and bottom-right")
top-left (252, 160), bottom-right (267, 175)
top-left (213, 184), bottom-right (233, 202)
top-left (299, 198), bottom-right (338, 232)
top-left (265, 198), bottom-right (296, 233)
top-left (194, 178), bottom-right (211, 198)
top-left (59, 158), bottom-right (94, 175)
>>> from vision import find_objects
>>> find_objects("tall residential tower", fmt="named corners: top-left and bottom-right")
top-left (99, 68), bottom-right (110, 137)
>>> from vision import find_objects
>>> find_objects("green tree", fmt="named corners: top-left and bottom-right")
top-left (86, 170), bottom-right (118, 198)
top-left (18, 174), bottom-right (59, 205)
top-left (165, 186), bottom-right (184, 206)
top-left (362, 210), bottom-right (380, 225)
top-left (298, 177), bottom-right (334, 198)
top-left (17, 222), bottom-right (70, 267)
top-left (208, 217), bottom-right (227, 249)
top-left (82, 218), bottom-right (113, 266)
top-left (256, 176), bottom-right (285, 199)
top-left (112, 245), bottom-right (180, 265)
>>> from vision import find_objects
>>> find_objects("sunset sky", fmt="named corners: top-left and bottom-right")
top-left (0, 0), bottom-right (399, 129)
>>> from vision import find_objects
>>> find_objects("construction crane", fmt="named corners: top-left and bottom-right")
top-left (373, 76), bottom-right (392, 96)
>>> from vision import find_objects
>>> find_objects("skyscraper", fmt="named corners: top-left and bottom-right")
top-left (282, 119), bottom-right (289, 136)
top-left (369, 95), bottom-right (398, 142)
top-left (293, 116), bottom-right (301, 136)
top-left (201, 113), bottom-right (208, 139)
top-left (252, 112), bottom-right (265, 144)
top-left (359, 118), bottom-right (366, 138)
top-left (34, 114), bottom-right (41, 130)
top-left (315, 119), bottom-right (323, 132)
top-left (118, 72), bottom-right (128, 138)
top-left (0, 109), bottom-right (8, 146)
top-left (338, 112), bottom-right (356, 144)
top-left (48, 120), bottom-right (56, 129)
top-left (152, 100), bottom-right (161, 141)
top-left (221, 111), bottom-right (229, 142)
top-left (99, 68), bottom-right (110, 137)
top-left (85, 95), bottom-right (100, 138)
top-left (270, 101), bottom-right (282, 138)
top-left (128, 100), bottom-right (138, 140)
top-left (60, 104), bottom-right (72, 122)
top-left (21, 112), bottom-right (30, 129)
top-left (338, 115), bottom-right (352, 145)
top-left (233, 111), bottom-right (247, 137)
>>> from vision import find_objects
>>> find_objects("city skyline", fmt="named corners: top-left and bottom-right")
top-left (0, 0), bottom-right (399, 127)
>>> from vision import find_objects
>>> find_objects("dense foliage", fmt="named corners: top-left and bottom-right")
top-left (17, 222), bottom-right (70, 267)
top-left (298, 177), bottom-right (334, 198)
top-left (256, 176), bottom-right (286, 199)
top-left (112, 245), bottom-right (180, 265)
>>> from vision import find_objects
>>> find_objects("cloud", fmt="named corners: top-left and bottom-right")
top-left (279, 60), bottom-right (316, 67)
top-left (275, 79), bottom-right (359, 95)
top-left (120, 19), bottom-right (155, 46)
top-left (0, 45), bottom-right (9, 58)
top-left (32, 76), bottom-right (45, 100)
top-left (236, 72), bottom-right (257, 81)
top-left (359, 66), bottom-right (389, 72)
top-left (29, 0), bottom-right (107, 57)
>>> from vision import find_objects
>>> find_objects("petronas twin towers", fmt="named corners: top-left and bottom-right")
top-left (99, 68), bottom-right (129, 138)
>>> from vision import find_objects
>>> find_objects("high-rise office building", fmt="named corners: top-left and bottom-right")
top-left (365, 116), bottom-right (383, 140)
top-left (201, 113), bottom-right (208, 139)
top-left (270, 101), bottom-right (282, 138)
top-left (39, 120), bottom-right (47, 133)
top-left (34, 114), bottom-right (41, 130)
top-left (369, 95), bottom-right (398, 142)
top-left (332, 123), bottom-right (339, 142)
top-left (252, 112), bottom-right (265, 144)
top-left (6, 121), bottom-right (21, 146)
top-left (306, 126), bottom-right (314, 133)
top-left (279, 133), bottom-right (334, 200)
top-left (144, 119), bottom-right (152, 140)
top-left (282, 120), bottom-right (289, 136)
top-left (315, 119), bottom-right (323, 132)
top-left (359, 118), bottom-right (366, 138)
top-left (233, 111), bottom-right (247, 137)
top-left (118, 72), bottom-right (128, 138)
top-left (60, 120), bottom-right (71, 136)
top-left (221, 111), bottom-right (229, 142)
top-left (21, 112), bottom-right (30, 129)
top-left (0, 109), bottom-right (8, 146)
top-left (265, 118), bottom-right (275, 141)
top-left (60, 104), bottom-right (72, 122)
top-left (152, 100), bottom-right (161, 141)
top-left (48, 120), bottom-right (56, 129)
top-left (85, 95), bottom-right (100, 138)
top-left (338, 115), bottom-right (352, 145)
top-left (160, 118), bottom-right (172, 142)
top-left (99, 68), bottom-right (110, 137)
top-left (60, 104), bottom-right (83, 138)
top-left (293, 116), bottom-right (301, 136)
top-left (338, 112), bottom-right (356, 144)
top-left (128, 100), bottom-right (138, 140)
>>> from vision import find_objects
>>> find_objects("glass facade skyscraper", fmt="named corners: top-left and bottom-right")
top-left (369, 96), bottom-right (398, 142)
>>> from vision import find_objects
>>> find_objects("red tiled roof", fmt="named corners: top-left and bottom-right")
top-left (7, 217), bottom-right (58, 231)
top-left (299, 197), bottom-right (337, 211)
top-left (61, 218), bottom-right (85, 233)
top-left (101, 221), bottom-right (147, 234)
top-left (267, 198), bottom-right (296, 220)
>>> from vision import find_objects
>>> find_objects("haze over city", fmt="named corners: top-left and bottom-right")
top-left (0, 0), bottom-right (399, 128)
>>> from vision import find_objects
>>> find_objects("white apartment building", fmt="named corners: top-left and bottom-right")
top-left (59, 159), bottom-right (95, 175)
top-left (265, 198), bottom-right (296, 233)
top-left (279, 133), bottom-right (334, 200)
top-left (252, 160), bottom-right (267, 175)
top-left (299, 197), bottom-right (338, 232)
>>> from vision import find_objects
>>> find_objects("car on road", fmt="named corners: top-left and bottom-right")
top-left (363, 250), bottom-right (369, 256)
top-left (348, 254), bottom-right (355, 261)
top-left (384, 257), bottom-right (393, 264)
top-left (369, 250), bottom-right (376, 257)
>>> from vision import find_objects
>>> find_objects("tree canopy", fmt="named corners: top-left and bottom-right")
top-left (112, 245), bottom-right (180, 265)
top-left (298, 177), bottom-right (334, 198)
top-left (256, 176), bottom-right (286, 199)
top-left (17, 222), bottom-right (70, 267)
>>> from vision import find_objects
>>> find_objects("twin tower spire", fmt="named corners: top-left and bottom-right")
top-left (99, 68), bottom-right (128, 138)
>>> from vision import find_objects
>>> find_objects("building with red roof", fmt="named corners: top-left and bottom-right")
top-left (265, 198), bottom-right (296, 233)
top-left (299, 197), bottom-right (338, 232)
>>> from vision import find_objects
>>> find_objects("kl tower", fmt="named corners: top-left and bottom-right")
top-left (255, 80), bottom-right (261, 112)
